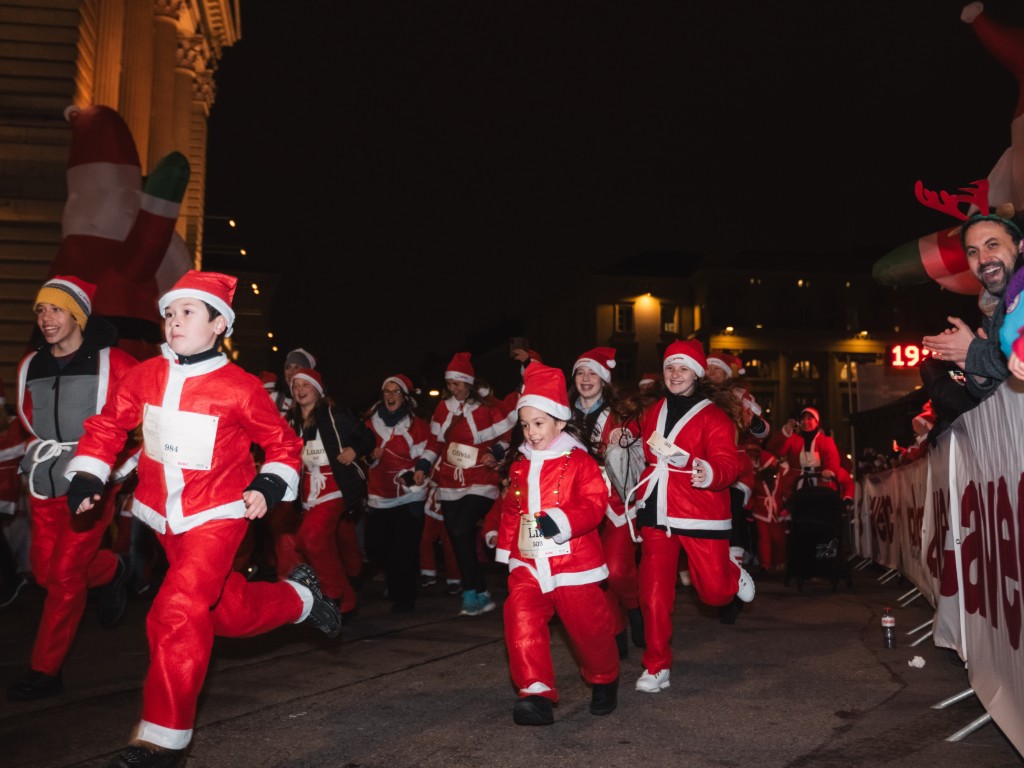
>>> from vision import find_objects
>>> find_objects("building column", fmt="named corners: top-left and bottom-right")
top-left (120, 0), bottom-right (155, 173)
top-left (148, 0), bottom-right (182, 173)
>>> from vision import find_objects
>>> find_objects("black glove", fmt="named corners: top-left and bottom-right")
top-left (68, 472), bottom-right (104, 516)
top-left (536, 514), bottom-right (560, 538)
top-left (244, 473), bottom-right (288, 512)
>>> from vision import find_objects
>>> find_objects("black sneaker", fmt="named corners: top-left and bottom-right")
top-left (287, 564), bottom-right (342, 638)
top-left (0, 574), bottom-right (29, 609)
top-left (98, 554), bottom-right (130, 628)
top-left (513, 695), bottom-right (554, 725)
top-left (7, 669), bottom-right (63, 701)
top-left (590, 679), bottom-right (619, 716)
top-left (104, 743), bottom-right (186, 768)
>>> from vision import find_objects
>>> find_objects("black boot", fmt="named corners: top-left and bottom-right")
top-left (105, 743), bottom-right (186, 768)
top-left (718, 596), bottom-right (744, 625)
top-left (7, 669), bottom-right (63, 701)
top-left (627, 606), bottom-right (645, 648)
top-left (615, 629), bottom-right (628, 659)
top-left (513, 695), bottom-right (554, 725)
top-left (590, 679), bottom-right (619, 715)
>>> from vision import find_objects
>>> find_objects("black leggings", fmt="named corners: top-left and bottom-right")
top-left (441, 494), bottom-right (493, 593)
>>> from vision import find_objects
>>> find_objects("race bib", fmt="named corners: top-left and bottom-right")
top-left (799, 450), bottom-right (821, 470)
top-left (143, 404), bottom-right (217, 471)
top-left (518, 515), bottom-right (571, 559)
top-left (303, 439), bottom-right (330, 470)
top-left (446, 442), bottom-right (479, 469)
top-left (647, 433), bottom-right (689, 464)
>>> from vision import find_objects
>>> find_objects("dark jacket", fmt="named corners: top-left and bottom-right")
top-left (304, 401), bottom-right (375, 512)
top-left (965, 298), bottom-right (1009, 401)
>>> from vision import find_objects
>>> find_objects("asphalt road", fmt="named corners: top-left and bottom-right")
top-left (2, 556), bottom-right (1021, 768)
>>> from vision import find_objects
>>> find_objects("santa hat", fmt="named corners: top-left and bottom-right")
top-left (259, 371), bottom-right (277, 391)
top-left (800, 407), bottom-right (821, 422)
top-left (517, 362), bottom-right (572, 421)
top-left (663, 339), bottom-right (706, 377)
top-left (35, 275), bottom-right (96, 330)
top-left (574, 346), bottom-right (617, 383)
top-left (159, 269), bottom-right (237, 337)
top-left (707, 351), bottom-right (745, 378)
top-left (291, 367), bottom-right (324, 397)
top-left (383, 374), bottom-right (415, 395)
top-left (285, 348), bottom-right (317, 369)
top-left (445, 352), bottom-right (475, 385)
top-left (912, 401), bottom-right (936, 431)
top-left (639, 372), bottom-right (659, 388)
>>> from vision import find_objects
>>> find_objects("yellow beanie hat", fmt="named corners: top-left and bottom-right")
top-left (34, 275), bottom-right (96, 330)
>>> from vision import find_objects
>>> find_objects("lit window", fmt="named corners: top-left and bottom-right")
top-left (615, 303), bottom-right (635, 334)
top-left (792, 360), bottom-right (819, 379)
top-left (660, 303), bottom-right (676, 334)
top-left (839, 361), bottom-right (858, 382)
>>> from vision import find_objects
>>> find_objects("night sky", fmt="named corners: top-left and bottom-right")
top-left (203, 1), bottom-right (1024, 406)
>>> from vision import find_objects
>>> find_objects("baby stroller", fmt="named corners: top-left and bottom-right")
top-left (783, 473), bottom-right (852, 592)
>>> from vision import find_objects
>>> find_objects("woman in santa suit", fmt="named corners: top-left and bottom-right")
top-left (568, 346), bottom-right (645, 657)
top-left (423, 352), bottom-right (515, 617)
top-left (363, 374), bottom-right (432, 613)
top-left (290, 368), bottom-right (375, 621)
top-left (629, 339), bottom-right (755, 694)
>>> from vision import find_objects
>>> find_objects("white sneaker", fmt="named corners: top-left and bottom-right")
top-left (678, 570), bottom-right (692, 587)
top-left (736, 566), bottom-right (756, 603)
top-left (635, 668), bottom-right (670, 693)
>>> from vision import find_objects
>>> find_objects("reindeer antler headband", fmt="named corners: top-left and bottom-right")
top-left (915, 178), bottom-right (1021, 241)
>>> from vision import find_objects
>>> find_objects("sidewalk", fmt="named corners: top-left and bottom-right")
top-left (2, 558), bottom-right (1021, 768)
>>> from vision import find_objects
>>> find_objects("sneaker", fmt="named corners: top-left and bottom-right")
top-left (420, 575), bottom-right (437, 588)
top-left (635, 668), bottom-right (670, 693)
top-left (446, 579), bottom-right (462, 596)
top-left (590, 679), bottom-right (618, 715)
top-left (287, 564), bottom-right (342, 638)
top-left (459, 589), bottom-right (480, 616)
top-left (0, 574), bottom-right (29, 609)
top-left (513, 695), bottom-right (554, 725)
top-left (476, 590), bottom-right (496, 614)
top-left (7, 669), bottom-right (63, 701)
top-left (736, 566), bottom-right (756, 603)
top-left (98, 554), bottom-right (130, 628)
top-left (105, 743), bottom-right (186, 768)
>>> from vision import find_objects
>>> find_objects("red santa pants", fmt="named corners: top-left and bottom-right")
top-left (138, 518), bottom-right (303, 749)
top-left (28, 490), bottom-right (119, 675)
top-left (334, 514), bottom-right (364, 580)
top-left (638, 530), bottom-right (739, 674)
top-left (297, 498), bottom-right (356, 611)
top-left (503, 567), bottom-right (619, 702)
top-left (419, 514), bottom-right (460, 582)
top-left (755, 518), bottom-right (787, 571)
top-left (600, 517), bottom-right (640, 633)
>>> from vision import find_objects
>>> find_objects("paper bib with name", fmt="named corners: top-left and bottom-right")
top-left (143, 404), bottom-right (218, 471)
top-left (446, 442), bottom-right (479, 469)
top-left (518, 516), bottom-right (570, 559)
top-left (647, 432), bottom-right (690, 464)
top-left (303, 439), bottom-right (329, 471)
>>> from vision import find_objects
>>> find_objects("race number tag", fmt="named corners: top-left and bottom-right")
top-left (143, 404), bottom-right (217, 471)
top-left (518, 515), bottom-right (571, 559)
top-left (647, 433), bottom-right (689, 464)
top-left (302, 439), bottom-right (329, 470)
top-left (446, 442), bottom-right (479, 469)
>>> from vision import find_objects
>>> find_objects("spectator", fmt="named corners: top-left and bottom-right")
top-left (767, 407), bottom-right (841, 490)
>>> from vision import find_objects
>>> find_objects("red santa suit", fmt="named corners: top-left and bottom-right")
top-left (424, 396), bottom-right (514, 502)
top-left (769, 427), bottom-right (841, 489)
top-left (751, 462), bottom-right (789, 572)
top-left (418, 482), bottom-right (461, 587)
top-left (495, 432), bottom-right (618, 702)
top-left (631, 394), bottom-right (743, 675)
top-left (66, 345), bottom-right (304, 751)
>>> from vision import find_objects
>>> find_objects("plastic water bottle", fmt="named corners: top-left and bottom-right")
top-left (882, 606), bottom-right (896, 648)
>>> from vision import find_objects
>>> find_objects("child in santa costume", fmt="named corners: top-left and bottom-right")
top-left (629, 340), bottom-right (755, 693)
top-left (290, 367), bottom-right (374, 620)
top-left (64, 270), bottom-right (340, 768)
top-left (493, 362), bottom-right (619, 725)
top-left (568, 346), bottom-right (645, 657)
top-left (7, 276), bottom-right (139, 703)
top-left (423, 352), bottom-right (515, 617)
top-left (363, 374), bottom-right (433, 612)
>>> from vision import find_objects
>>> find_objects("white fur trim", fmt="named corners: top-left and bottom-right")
top-left (516, 393), bottom-right (571, 421)
top-left (663, 354), bottom-right (705, 377)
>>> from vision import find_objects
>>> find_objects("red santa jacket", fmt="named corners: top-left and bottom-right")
top-left (424, 396), bottom-right (515, 502)
top-left (769, 428), bottom-right (841, 481)
top-left (66, 346), bottom-right (301, 534)
top-left (494, 433), bottom-right (609, 594)
top-left (0, 418), bottom-right (27, 515)
top-left (364, 406), bottom-right (432, 509)
top-left (631, 397), bottom-right (740, 537)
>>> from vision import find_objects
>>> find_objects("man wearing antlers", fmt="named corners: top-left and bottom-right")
top-left (921, 206), bottom-right (1023, 415)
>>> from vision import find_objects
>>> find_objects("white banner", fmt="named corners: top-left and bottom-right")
top-left (951, 382), bottom-right (1024, 754)
top-left (860, 469), bottom-right (901, 571)
top-left (894, 458), bottom-right (933, 606)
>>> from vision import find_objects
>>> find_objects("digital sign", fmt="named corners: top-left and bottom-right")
top-left (887, 343), bottom-right (932, 368)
